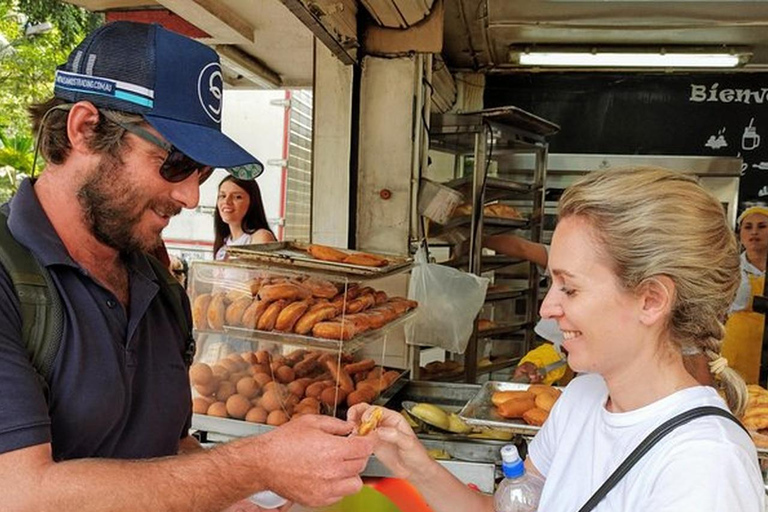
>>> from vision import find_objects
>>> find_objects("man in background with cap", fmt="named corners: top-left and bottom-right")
top-left (0, 21), bottom-right (374, 511)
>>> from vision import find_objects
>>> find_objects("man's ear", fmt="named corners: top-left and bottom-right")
top-left (65, 102), bottom-right (100, 155)
top-left (638, 276), bottom-right (675, 327)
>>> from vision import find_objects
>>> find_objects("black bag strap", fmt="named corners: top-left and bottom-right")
top-left (577, 405), bottom-right (748, 512)
top-left (145, 255), bottom-right (196, 367)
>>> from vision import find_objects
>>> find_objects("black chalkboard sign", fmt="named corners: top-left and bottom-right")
top-left (485, 73), bottom-right (768, 206)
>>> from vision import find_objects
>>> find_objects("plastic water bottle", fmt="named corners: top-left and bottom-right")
top-left (249, 490), bottom-right (288, 509)
top-left (494, 444), bottom-right (543, 512)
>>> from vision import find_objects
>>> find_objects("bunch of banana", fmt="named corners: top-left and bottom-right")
top-left (447, 412), bottom-right (473, 434)
top-left (409, 403), bottom-right (450, 430)
top-left (468, 427), bottom-right (515, 441)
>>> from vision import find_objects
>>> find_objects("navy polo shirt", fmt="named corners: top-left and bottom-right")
top-left (0, 179), bottom-right (192, 460)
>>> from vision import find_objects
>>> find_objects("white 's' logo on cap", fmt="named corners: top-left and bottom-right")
top-left (198, 62), bottom-right (223, 124)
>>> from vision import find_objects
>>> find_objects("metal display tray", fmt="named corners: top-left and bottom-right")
top-left (194, 309), bottom-right (418, 355)
top-left (459, 381), bottom-right (550, 433)
top-left (226, 241), bottom-right (413, 280)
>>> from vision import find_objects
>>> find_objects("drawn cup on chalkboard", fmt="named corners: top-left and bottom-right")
top-left (742, 118), bottom-right (760, 151)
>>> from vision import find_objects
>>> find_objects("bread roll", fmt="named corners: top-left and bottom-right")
top-left (206, 294), bottom-right (227, 331)
top-left (192, 293), bottom-right (212, 330)
top-left (342, 252), bottom-right (388, 267)
top-left (312, 321), bottom-right (357, 341)
top-left (492, 390), bottom-right (534, 407)
top-left (275, 299), bottom-right (311, 332)
top-left (294, 305), bottom-right (338, 335)
top-left (302, 277), bottom-right (339, 299)
top-left (535, 392), bottom-right (558, 412)
top-left (496, 394), bottom-right (536, 419)
top-left (225, 297), bottom-right (252, 327)
top-left (307, 244), bottom-right (348, 263)
top-left (522, 407), bottom-right (549, 426)
top-left (257, 300), bottom-right (287, 331)
top-left (258, 283), bottom-right (312, 302)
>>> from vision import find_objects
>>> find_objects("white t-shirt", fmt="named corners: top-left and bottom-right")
top-left (215, 232), bottom-right (254, 261)
top-left (529, 373), bottom-right (764, 512)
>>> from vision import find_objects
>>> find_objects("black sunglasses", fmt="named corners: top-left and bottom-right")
top-left (100, 111), bottom-right (214, 185)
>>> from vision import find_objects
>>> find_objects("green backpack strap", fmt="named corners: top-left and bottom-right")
top-left (145, 255), bottom-right (196, 367)
top-left (0, 205), bottom-right (63, 385)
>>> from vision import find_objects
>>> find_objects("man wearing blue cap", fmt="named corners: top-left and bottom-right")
top-left (0, 21), bottom-right (374, 511)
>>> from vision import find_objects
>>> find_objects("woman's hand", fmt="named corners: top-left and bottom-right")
top-left (347, 404), bottom-right (433, 480)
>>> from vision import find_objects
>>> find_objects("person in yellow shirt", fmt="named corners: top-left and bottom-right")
top-left (721, 206), bottom-right (767, 384)
top-left (483, 235), bottom-right (570, 385)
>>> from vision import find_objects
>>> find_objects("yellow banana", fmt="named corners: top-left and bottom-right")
top-left (410, 403), bottom-right (450, 430)
top-left (447, 413), bottom-right (473, 434)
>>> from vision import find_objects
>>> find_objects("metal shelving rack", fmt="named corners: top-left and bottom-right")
top-left (424, 107), bottom-right (559, 383)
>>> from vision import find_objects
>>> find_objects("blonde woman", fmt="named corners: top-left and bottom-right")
top-left (350, 167), bottom-right (763, 512)
top-left (722, 206), bottom-right (767, 384)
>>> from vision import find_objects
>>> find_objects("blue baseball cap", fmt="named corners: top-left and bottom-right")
top-left (53, 21), bottom-right (263, 180)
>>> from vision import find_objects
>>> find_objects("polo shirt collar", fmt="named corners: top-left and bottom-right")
top-left (6, 178), bottom-right (158, 282)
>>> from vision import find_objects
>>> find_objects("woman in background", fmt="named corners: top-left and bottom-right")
top-left (722, 206), bottom-right (768, 384)
top-left (213, 175), bottom-right (276, 260)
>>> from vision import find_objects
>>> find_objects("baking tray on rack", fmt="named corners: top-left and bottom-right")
top-left (226, 242), bottom-right (412, 280)
top-left (205, 309), bottom-right (419, 355)
top-left (459, 381), bottom-right (551, 434)
top-left (441, 215), bottom-right (529, 231)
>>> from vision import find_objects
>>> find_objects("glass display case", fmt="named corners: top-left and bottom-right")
top-left (186, 248), bottom-right (415, 435)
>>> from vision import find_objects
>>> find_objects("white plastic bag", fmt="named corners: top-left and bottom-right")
top-left (406, 245), bottom-right (489, 353)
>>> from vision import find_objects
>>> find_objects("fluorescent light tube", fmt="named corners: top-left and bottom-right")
top-left (517, 51), bottom-right (743, 68)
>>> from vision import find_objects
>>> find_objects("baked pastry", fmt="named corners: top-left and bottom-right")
top-left (241, 299), bottom-right (270, 329)
top-left (224, 297), bottom-right (253, 327)
top-left (206, 294), bottom-right (227, 331)
top-left (257, 300), bottom-right (287, 331)
top-left (192, 293), bottom-right (212, 330)
top-left (522, 407), bottom-right (549, 426)
top-left (258, 283), bottom-right (312, 302)
top-left (294, 304), bottom-right (338, 335)
top-left (307, 244), bottom-right (348, 263)
top-left (312, 321), bottom-right (357, 341)
top-left (302, 277), bottom-right (339, 299)
top-left (343, 252), bottom-right (388, 267)
top-left (497, 394), bottom-right (536, 419)
top-left (275, 299), bottom-right (312, 332)
top-left (492, 390), bottom-right (534, 407)
top-left (484, 203), bottom-right (524, 219)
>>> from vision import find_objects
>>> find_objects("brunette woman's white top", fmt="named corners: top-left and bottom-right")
top-left (529, 373), bottom-right (763, 512)
top-left (215, 233), bottom-right (253, 261)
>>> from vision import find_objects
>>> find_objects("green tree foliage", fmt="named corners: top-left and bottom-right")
top-left (0, 129), bottom-right (33, 202)
top-left (0, 0), bottom-right (100, 198)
